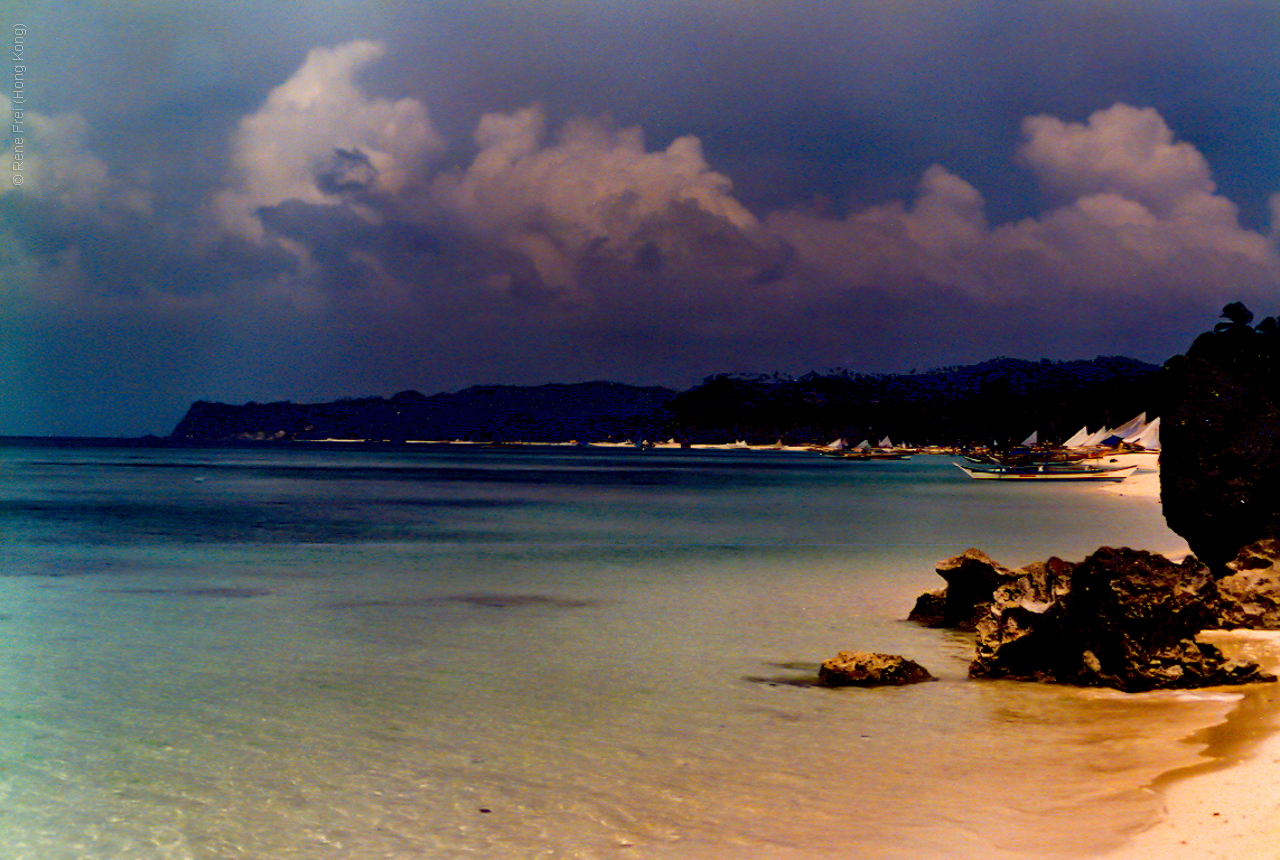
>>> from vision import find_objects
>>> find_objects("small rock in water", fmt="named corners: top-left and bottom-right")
top-left (817, 651), bottom-right (935, 687)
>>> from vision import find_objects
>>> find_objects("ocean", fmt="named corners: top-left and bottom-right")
top-left (0, 441), bottom-right (1249, 859)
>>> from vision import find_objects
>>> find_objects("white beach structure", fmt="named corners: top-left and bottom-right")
top-left (1122, 416), bottom-right (1154, 444)
top-left (1081, 427), bottom-right (1113, 446)
top-left (1061, 414), bottom-right (1160, 452)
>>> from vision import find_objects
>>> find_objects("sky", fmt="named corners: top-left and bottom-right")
top-left (5, 1), bottom-right (1280, 435)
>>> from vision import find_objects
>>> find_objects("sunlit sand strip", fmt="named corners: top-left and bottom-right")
top-left (1107, 631), bottom-right (1280, 859)
top-left (1089, 452), bottom-right (1162, 502)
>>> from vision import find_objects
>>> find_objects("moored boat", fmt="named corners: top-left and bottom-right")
top-left (954, 462), bottom-right (1138, 482)
top-left (833, 449), bottom-right (913, 460)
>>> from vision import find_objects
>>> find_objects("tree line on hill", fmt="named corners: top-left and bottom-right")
top-left (170, 355), bottom-right (1160, 447)
top-left (663, 356), bottom-right (1158, 447)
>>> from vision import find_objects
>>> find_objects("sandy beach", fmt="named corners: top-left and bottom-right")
top-left (1092, 452), bottom-right (1162, 504)
top-left (1093, 452), bottom-right (1280, 859)
top-left (1106, 634), bottom-right (1280, 859)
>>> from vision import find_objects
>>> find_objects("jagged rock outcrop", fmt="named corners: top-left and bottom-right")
top-left (817, 652), bottom-right (935, 687)
top-left (1213, 538), bottom-right (1280, 629)
top-left (1161, 305), bottom-right (1280, 574)
top-left (969, 547), bottom-right (1274, 690)
top-left (907, 549), bottom-right (1020, 631)
top-left (904, 306), bottom-right (1280, 691)
top-left (912, 547), bottom-right (1276, 691)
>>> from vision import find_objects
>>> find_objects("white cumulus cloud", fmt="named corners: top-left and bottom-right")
top-left (430, 105), bottom-right (760, 293)
top-left (1018, 103), bottom-right (1217, 214)
top-left (213, 40), bottom-right (444, 240)
top-left (771, 103), bottom-right (1279, 307)
top-left (768, 164), bottom-right (993, 295)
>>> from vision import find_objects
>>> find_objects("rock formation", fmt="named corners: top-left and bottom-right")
top-left (969, 547), bottom-right (1273, 691)
top-left (817, 652), bottom-right (935, 687)
top-left (1160, 304), bottom-right (1280, 574)
top-left (902, 306), bottom-right (1280, 691)
top-left (912, 548), bottom-right (1276, 691)
top-left (908, 548), bottom-right (1020, 630)
top-left (1213, 538), bottom-right (1280, 629)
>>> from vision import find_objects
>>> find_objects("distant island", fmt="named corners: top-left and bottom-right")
top-left (170, 356), bottom-right (1159, 447)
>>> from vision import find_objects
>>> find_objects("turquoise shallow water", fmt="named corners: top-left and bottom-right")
top-left (0, 442), bottom-right (1236, 859)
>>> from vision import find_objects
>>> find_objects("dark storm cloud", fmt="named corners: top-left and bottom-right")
top-left (255, 198), bottom-right (452, 292)
top-left (7, 2), bottom-right (1280, 435)
top-left (371, 1), bottom-right (1280, 221)
top-left (3, 196), bottom-right (296, 298)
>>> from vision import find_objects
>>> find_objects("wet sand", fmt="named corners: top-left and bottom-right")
top-left (1107, 632), bottom-right (1280, 859)
top-left (1092, 453), bottom-right (1280, 857)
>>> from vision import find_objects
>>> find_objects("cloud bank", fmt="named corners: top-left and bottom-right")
top-left (772, 104), bottom-right (1277, 306)
top-left (6, 39), bottom-right (1280, 435)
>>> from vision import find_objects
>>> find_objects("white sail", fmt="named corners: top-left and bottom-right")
top-left (826, 438), bottom-right (846, 451)
top-left (1110, 413), bottom-right (1147, 440)
top-left (1020, 430), bottom-right (1039, 447)
top-left (854, 439), bottom-right (871, 450)
top-left (1063, 426), bottom-right (1090, 448)
top-left (878, 436), bottom-right (893, 448)
top-left (1131, 417), bottom-right (1161, 450)
top-left (1122, 418), bottom-right (1157, 444)
top-left (1082, 427), bottom-right (1112, 446)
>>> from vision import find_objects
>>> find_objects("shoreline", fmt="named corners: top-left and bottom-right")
top-left (1105, 633), bottom-right (1280, 859)
top-left (1005, 452), bottom-right (1280, 858)
top-left (1093, 455), bottom-right (1280, 857)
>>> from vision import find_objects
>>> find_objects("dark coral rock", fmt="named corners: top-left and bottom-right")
top-left (817, 652), bottom-right (936, 687)
top-left (1213, 538), bottom-right (1280, 629)
top-left (1160, 310), bottom-right (1280, 575)
top-left (908, 548), bottom-right (1020, 631)
top-left (970, 547), bottom-right (1275, 691)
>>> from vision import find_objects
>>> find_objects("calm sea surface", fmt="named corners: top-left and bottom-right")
top-left (0, 441), bottom-right (1245, 859)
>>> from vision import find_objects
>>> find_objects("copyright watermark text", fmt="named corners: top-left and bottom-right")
top-left (9, 23), bottom-right (27, 186)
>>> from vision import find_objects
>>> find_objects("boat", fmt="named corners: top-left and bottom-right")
top-left (823, 438), bottom-right (913, 460)
top-left (954, 461), bottom-right (1137, 482)
top-left (833, 449), bottom-right (913, 461)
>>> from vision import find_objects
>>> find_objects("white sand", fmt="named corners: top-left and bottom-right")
top-left (1091, 452), bottom-right (1162, 503)
top-left (1081, 453), bottom-right (1280, 857)
top-left (1106, 630), bottom-right (1280, 859)
top-left (1107, 731), bottom-right (1280, 858)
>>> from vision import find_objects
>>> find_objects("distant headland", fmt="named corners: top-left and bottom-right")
top-left (170, 355), bottom-right (1159, 447)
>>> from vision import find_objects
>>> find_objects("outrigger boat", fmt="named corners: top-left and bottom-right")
top-left (828, 449), bottom-right (913, 461)
top-left (954, 461), bottom-right (1137, 482)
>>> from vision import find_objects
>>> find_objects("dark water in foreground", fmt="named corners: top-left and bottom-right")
top-left (0, 441), bottom-right (1240, 859)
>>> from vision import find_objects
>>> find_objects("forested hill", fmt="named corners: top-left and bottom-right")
top-left (171, 382), bottom-right (678, 443)
top-left (665, 356), bottom-right (1160, 446)
top-left (170, 356), bottom-right (1160, 445)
